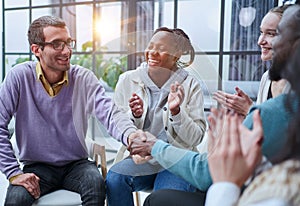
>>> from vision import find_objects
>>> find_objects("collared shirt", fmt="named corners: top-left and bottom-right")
top-left (36, 62), bottom-right (68, 96)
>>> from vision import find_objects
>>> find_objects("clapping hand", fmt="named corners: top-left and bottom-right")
top-left (213, 87), bottom-right (253, 116)
top-left (168, 81), bottom-right (184, 116)
top-left (207, 108), bottom-right (263, 187)
top-left (129, 93), bottom-right (144, 118)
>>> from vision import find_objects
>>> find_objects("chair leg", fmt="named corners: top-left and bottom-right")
top-left (134, 192), bottom-right (140, 206)
top-left (93, 144), bottom-right (107, 179)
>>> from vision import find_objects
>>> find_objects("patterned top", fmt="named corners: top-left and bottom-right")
top-left (239, 159), bottom-right (300, 206)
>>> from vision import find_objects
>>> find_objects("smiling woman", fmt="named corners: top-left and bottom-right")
top-left (213, 4), bottom-right (291, 117)
top-left (106, 27), bottom-right (207, 206)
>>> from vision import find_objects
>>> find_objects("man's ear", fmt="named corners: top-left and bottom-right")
top-left (31, 44), bottom-right (41, 58)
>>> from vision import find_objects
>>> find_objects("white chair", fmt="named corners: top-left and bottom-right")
top-left (32, 190), bottom-right (82, 206)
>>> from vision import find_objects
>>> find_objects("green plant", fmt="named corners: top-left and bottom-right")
top-left (70, 41), bottom-right (104, 78)
top-left (102, 57), bottom-right (126, 89)
top-left (12, 56), bottom-right (30, 67)
top-left (71, 41), bottom-right (125, 90)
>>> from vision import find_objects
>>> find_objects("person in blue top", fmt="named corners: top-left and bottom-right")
top-left (205, 5), bottom-right (300, 205)
top-left (129, 3), bottom-right (300, 206)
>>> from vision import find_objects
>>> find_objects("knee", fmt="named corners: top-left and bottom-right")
top-left (85, 170), bottom-right (105, 192)
top-left (5, 185), bottom-right (34, 206)
top-left (106, 170), bottom-right (128, 188)
top-left (75, 163), bottom-right (105, 193)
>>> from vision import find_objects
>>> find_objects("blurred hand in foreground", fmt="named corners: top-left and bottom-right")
top-left (207, 108), bottom-right (263, 187)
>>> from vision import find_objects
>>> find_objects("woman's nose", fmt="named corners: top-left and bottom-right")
top-left (149, 49), bottom-right (158, 55)
top-left (257, 35), bottom-right (266, 46)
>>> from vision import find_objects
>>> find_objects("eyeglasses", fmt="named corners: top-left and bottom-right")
top-left (39, 39), bottom-right (76, 51)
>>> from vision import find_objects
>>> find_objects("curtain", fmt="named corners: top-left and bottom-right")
top-left (229, 0), bottom-right (275, 81)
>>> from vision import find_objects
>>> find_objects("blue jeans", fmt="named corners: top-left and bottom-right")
top-left (106, 157), bottom-right (196, 206)
top-left (5, 159), bottom-right (105, 206)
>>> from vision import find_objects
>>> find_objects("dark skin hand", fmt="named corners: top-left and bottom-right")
top-left (128, 131), bottom-right (158, 157)
top-left (129, 93), bottom-right (144, 118)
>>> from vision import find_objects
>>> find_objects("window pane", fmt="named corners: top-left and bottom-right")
top-left (32, 0), bottom-right (60, 6)
top-left (178, 0), bottom-right (220, 52)
top-left (136, 1), bottom-right (154, 55)
top-left (5, 55), bottom-right (31, 73)
top-left (73, 5), bottom-right (93, 52)
top-left (4, 0), bottom-right (28, 8)
top-left (222, 54), bottom-right (267, 99)
top-left (224, 0), bottom-right (276, 51)
top-left (74, 0), bottom-right (91, 2)
top-left (187, 54), bottom-right (219, 109)
top-left (223, 54), bottom-right (268, 81)
top-left (32, 7), bottom-right (60, 19)
top-left (5, 10), bottom-right (29, 53)
top-left (154, 0), bottom-right (174, 28)
top-left (95, 2), bottom-right (122, 51)
top-left (62, 6), bottom-right (77, 42)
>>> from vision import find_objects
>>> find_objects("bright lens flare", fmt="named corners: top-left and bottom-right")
top-left (96, 17), bottom-right (119, 45)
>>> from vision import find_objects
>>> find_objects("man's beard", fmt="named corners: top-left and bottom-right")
top-left (269, 54), bottom-right (287, 81)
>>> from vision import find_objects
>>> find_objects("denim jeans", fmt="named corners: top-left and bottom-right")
top-left (106, 157), bottom-right (197, 206)
top-left (5, 159), bottom-right (105, 206)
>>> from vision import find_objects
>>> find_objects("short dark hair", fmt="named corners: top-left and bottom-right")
top-left (27, 16), bottom-right (66, 46)
top-left (269, 4), bottom-right (292, 17)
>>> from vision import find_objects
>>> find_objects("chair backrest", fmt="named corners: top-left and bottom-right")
top-left (113, 145), bottom-right (128, 165)
top-left (93, 143), bottom-right (107, 179)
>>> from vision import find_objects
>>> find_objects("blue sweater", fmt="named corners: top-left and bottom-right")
top-left (151, 94), bottom-right (293, 191)
top-left (0, 61), bottom-right (136, 179)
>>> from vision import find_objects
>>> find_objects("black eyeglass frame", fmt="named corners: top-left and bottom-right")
top-left (38, 39), bottom-right (76, 51)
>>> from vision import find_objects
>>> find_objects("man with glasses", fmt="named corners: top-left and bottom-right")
top-left (0, 15), bottom-right (139, 206)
